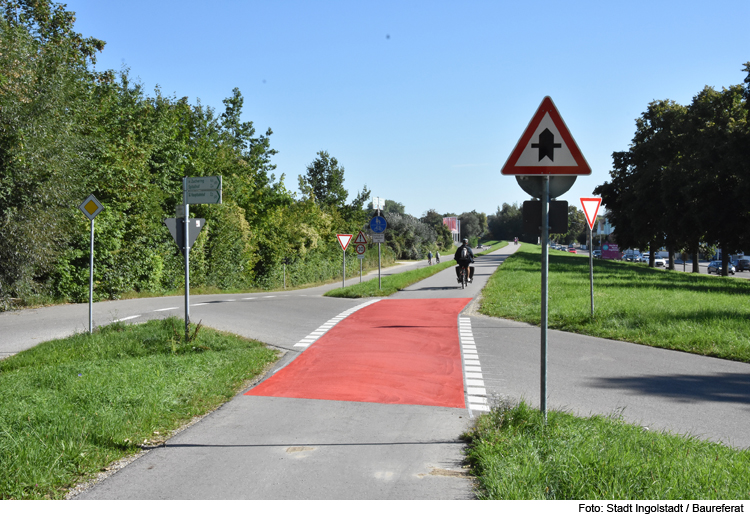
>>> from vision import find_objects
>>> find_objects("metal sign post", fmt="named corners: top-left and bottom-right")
top-left (580, 198), bottom-right (602, 318)
top-left (502, 97), bottom-right (591, 423)
top-left (181, 176), bottom-right (222, 341)
top-left (336, 234), bottom-right (352, 288)
top-left (540, 177), bottom-right (549, 419)
top-left (78, 195), bottom-right (103, 334)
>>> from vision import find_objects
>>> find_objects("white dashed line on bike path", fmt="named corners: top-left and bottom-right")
top-left (292, 299), bottom-right (382, 349)
top-left (459, 316), bottom-right (489, 415)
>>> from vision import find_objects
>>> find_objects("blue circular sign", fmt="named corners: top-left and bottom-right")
top-left (370, 216), bottom-right (387, 233)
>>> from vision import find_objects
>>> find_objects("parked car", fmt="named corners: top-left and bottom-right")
top-left (707, 261), bottom-right (736, 275)
top-left (592, 250), bottom-right (601, 258)
top-left (653, 257), bottom-right (666, 267)
top-left (567, 248), bottom-right (577, 254)
top-left (734, 258), bottom-right (750, 272)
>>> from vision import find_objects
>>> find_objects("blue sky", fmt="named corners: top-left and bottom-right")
top-left (65, 0), bottom-right (750, 219)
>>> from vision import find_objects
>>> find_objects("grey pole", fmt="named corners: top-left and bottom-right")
top-left (360, 258), bottom-right (362, 283)
top-left (589, 226), bottom-right (595, 317)
top-left (342, 247), bottom-right (346, 288)
top-left (540, 176), bottom-right (549, 422)
top-left (184, 184), bottom-right (190, 342)
top-left (89, 218), bottom-right (94, 334)
top-left (283, 263), bottom-right (286, 289)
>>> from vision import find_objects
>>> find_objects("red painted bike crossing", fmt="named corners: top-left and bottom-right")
top-left (246, 298), bottom-right (471, 408)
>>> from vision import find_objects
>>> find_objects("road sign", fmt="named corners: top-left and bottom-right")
top-left (337, 234), bottom-right (352, 251)
top-left (164, 218), bottom-right (205, 255)
top-left (186, 190), bottom-right (222, 204)
top-left (373, 197), bottom-right (385, 210)
top-left (354, 231), bottom-right (368, 244)
top-left (357, 253), bottom-right (366, 260)
top-left (355, 244), bottom-right (366, 255)
top-left (580, 197), bottom-right (602, 230)
top-left (372, 233), bottom-right (385, 243)
top-left (79, 194), bottom-right (103, 220)
top-left (370, 216), bottom-right (387, 233)
top-left (185, 176), bottom-right (221, 191)
top-left (184, 176), bottom-right (222, 204)
top-left (501, 96), bottom-right (591, 176)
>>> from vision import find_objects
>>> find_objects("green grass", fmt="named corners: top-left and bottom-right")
top-left (325, 241), bottom-right (508, 298)
top-left (464, 400), bottom-right (750, 500)
top-left (0, 318), bottom-right (277, 499)
top-left (479, 244), bottom-right (750, 362)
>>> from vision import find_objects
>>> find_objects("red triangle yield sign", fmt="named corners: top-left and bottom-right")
top-left (501, 96), bottom-right (591, 176)
top-left (337, 234), bottom-right (352, 251)
top-left (580, 197), bottom-right (601, 230)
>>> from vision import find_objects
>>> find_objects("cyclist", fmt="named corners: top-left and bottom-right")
top-left (454, 238), bottom-right (475, 283)
top-left (427, 250), bottom-right (433, 265)
top-left (435, 251), bottom-right (440, 264)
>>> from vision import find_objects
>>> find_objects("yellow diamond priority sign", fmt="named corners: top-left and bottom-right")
top-left (79, 194), bottom-right (103, 220)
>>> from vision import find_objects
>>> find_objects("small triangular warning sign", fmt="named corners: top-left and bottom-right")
top-left (354, 231), bottom-right (367, 244)
top-left (337, 234), bottom-right (352, 251)
top-left (580, 198), bottom-right (601, 230)
top-left (501, 96), bottom-right (591, 176)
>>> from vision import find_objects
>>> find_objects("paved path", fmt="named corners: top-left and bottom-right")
top-left (72, 244), bottom-right (520, 499)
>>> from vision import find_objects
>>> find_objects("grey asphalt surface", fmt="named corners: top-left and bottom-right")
top-left (3, 242), bottom-right (750, 500)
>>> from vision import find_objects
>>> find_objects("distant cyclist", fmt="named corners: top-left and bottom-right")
top-left (454, 238), bottom-right (475, 283)
top-left (427, 250), bottom-right (433, 265)
top-left (435, 251), bottom-right (440, 264)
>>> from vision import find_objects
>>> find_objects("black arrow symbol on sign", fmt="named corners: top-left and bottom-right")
top-left (531, 128), bottom-right (562, 162)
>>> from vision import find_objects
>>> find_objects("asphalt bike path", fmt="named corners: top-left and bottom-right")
top-left (72, 246), bottom-right (519, 499)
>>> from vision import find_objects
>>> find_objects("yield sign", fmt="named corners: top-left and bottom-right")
top-left (337, 234), bottom-right (352, 251)
top-left (354, 231), bottom-right (368, 244)
top-left (501, 96), bottom-right (591, 176)
top-left (580, 197), bottom-right (601, 230)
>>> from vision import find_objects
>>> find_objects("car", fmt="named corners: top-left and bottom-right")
top-left (592, 250), bottom-right (601, 258)
top-left (734, 258), bottom-right (750, 272)
top-left (567, 248), bottom-right (577, 254)
top-left (653, 257), bottom-right (666, 267)
top-left (707, 261), bottom-right (735, 275)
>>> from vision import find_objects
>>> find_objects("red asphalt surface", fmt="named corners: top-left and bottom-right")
top-left (246, 298), bottom-right (471, 408)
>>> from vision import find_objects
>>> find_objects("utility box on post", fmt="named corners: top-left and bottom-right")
top-left (522, 200), bottom-right (568, 234)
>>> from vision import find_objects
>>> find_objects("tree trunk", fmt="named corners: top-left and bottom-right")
top-left (692, 246), bottom-right (700, 273)
top-left (667, 243), bottom-right (675, 270)
top-left (649, 240), bottom-right (656, 267)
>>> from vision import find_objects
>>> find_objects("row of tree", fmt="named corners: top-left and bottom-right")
top-left (0, 1), bottom-right (469, 309)
top-left (486, 202), bottom-right (589, 246)
top-left (595, 63), bottom-right (750, 274)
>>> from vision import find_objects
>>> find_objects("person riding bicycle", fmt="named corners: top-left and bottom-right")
top-left (427, 250), bottom-right (433, 265)
top-left (454, 238), bottom-right (475, 283)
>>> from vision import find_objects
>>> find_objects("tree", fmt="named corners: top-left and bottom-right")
top-left (298, 151), bottom-right (349, 209)
top-left (487, 203), bottom-right (523, 242)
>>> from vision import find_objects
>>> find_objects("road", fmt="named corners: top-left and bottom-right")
top-left (2, 243), bottom-right (750, 500)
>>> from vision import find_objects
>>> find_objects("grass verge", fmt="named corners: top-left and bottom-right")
top-left (325, 241), bottom-right (508, 298)
top-left (479, 244), bottom-right (750, 362)
top-left (463, 400), bottom-right (750, 500)
top-left (0, 317), bottom-right (277, 499)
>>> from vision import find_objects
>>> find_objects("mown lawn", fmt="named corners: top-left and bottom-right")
top-left (479, 244), bottom-right (750, 362)
top-left (0, 318), bottom-right (277, 499)
top-left (464, 400), bottom-right (750, 500)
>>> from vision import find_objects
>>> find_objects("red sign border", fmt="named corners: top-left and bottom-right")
top-left (337, 234), bottom-right (353, 251)
top-left (580, 197), bottom-right (602, 230)
top-left (501, 96), bottom-right (592, 176)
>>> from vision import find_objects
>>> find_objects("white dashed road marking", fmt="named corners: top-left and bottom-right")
top-left (113, 315), bottom-right (140, 323)
top-left (459, 316), bottom-right (489, 415)
top-left (293, 299), bottom-right (381, 349)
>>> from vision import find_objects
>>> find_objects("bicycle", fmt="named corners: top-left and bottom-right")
top-left (457, 264), bottom-right (469, 289)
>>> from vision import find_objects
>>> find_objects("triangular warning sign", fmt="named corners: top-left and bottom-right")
top-left (580, 198), bottom-right (601, 230)
top-left (337, 234), bottom-right (352, 251)
top-left (354, 231), bottom-right (367, 244)
top-left (501, 96), bottom-right (591, 176)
